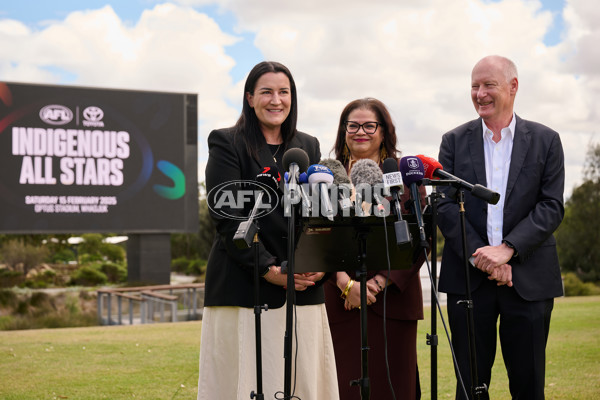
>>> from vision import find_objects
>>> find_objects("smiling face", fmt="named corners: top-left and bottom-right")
top-left (345, 107), bottom-right (384, 163)
top-left (471, 56), bottom-right (518, 129)
top-left (246, 72), bottom-right (291, 136)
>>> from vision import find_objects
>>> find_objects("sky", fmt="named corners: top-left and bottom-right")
top-left (1, 0), bottom-right (598, 200)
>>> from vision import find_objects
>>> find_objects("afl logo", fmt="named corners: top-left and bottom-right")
top-left (39, 105), bottom-right (73, 125)
top-left (207, 180), bottom-right (280, 220)
top-left (83, 106), bottom-right (104, 122)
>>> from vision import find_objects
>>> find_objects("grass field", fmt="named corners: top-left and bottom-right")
top-left (1, 296), bottom-right (598, 399)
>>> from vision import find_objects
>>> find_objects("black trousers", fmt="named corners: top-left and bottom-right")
top-left (447, 278), bottom-right (554, 400)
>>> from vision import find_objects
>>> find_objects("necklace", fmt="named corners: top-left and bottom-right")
top-left (272, 143), bottom-right (282, 163)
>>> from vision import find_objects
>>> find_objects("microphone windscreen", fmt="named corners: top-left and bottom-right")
top-left (350, 159), bottom-right (383, 186)
top-left (382, 158), bottom-right (399, 174)
top-left (382, 157), bottom-right (403, 191)
top-left (298, 172), bottom-right (308, 184)
top-left (255, 165), bottom-right (280, 191)
top-left (399, 156), bottom-right (425, 185)
top-left (307, 164), bottom-right (334, 184)
top-left (319, 158), bottom-right (351, 185)
top-left (282, 148), bottom-right (310, 173)
top-left (416, 154), bottom-right (443, 180)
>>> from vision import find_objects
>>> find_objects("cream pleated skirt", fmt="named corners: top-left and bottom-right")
top-left (197, 303), bottom-right (339, 400)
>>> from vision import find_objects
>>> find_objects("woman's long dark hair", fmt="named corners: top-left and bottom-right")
top-left (332, 97), bottom-right (400, 166)
top-left (234, 61), bottom-right (298, 161)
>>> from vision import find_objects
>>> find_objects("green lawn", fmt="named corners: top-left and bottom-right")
top-left (1, 296), bottom-right (598, 399)
top-left (417, 295), bottom-right (600, 399)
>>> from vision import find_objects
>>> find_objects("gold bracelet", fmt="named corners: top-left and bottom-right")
top-left (341, 279), bottom-right (355, 299)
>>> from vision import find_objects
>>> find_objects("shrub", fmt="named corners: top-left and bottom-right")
top-left (171, 257), bottom-right (190, 274)
top-left (49, 248), bottom-right (76, 264)
top-left (100, 262), bottom-right (127, 283)
top-left (79, 253), bottom-right (103, 264)
top-left (0, 291), bottom-right (98, 330)
top-left (187, 259), bottom-right (207, 276)
top-left (0, 269), bottom-right (25, 288)
top-left (100, 243), bottom-right (126, 263)
top-left (0, 289), bottom-right (17, 308)
top-left (29, 291), bottom-right (52, 308)
top-left (70, 266), bottom-right (108, 286)
top-left (79, 234), bottom-right (104, 256)
top-left (24, 269), bottom-right (58, 289)
top-left (563, 272), bottom-right (600, 296)
top-left (0, 240), bottom-right (49, 275)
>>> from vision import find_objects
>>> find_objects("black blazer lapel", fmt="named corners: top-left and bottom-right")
top-left (468, 119), bottom-right (487, 186)
top-left (505, 115), bottom-right (530, 204)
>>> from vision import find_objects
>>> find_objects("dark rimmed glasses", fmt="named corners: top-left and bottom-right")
top-left (344, 120), bottom-right (382, 134)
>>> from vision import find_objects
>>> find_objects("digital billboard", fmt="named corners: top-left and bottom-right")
top-left (0, 82), bottom-right (198, 233)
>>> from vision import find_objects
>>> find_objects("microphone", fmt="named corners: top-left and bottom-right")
top-left (297, 172), bottom-right (312, 216)
top-left (282, 148), bottom-right (310, 214)
top-left (399, 156), bottom-right (429, 247)
top-left (382, 158), bottom-right (404, 215)
top-left (282, 148), bottom-right (310, 192)
top-left (233, 166), bottom-right (281, 248)
top-left (350, 158), bottom-right (388, 217)
top-left (416, 154), bottom-right (500, 205)
top-left (319, 158), bottom-right (353, 213)
top-left (307, 164), bottom-right (335, 221)
top-left (382, 158), bottom-right (412, 246)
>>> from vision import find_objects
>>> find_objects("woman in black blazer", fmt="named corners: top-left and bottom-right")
top-left (197, 61), bottom-right (339, 400)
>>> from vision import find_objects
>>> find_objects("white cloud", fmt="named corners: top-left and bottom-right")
top-left (1, 0), bottom-right (598, 198)
top-left (216, 0), bottom-right (598, 198)
top-left (0, 3), bottom-right (241, 142)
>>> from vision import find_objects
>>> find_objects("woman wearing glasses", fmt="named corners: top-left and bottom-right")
top-left (324, 98), bottom-right (426, 399)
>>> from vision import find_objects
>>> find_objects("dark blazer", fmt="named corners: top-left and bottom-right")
top-left (203, 127), bottom-right (325, 308)
top-left (437, 115), bottom-right (565, 301)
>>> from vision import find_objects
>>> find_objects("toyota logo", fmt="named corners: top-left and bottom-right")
top-left (83, 106), bottom-right (104, 122)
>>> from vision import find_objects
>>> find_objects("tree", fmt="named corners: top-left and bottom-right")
top-left (197, 197), bottom-right (216, 259)
top-left (170, 182), bottom-right (215, 261)
top-left (556, 141), bottom-right (600, 281)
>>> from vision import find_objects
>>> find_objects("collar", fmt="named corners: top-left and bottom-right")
top-left (481, 112), bottom-right (516, 141)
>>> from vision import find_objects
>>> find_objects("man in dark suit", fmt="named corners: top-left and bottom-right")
top-left (437, 55), bottom-right (565, 399)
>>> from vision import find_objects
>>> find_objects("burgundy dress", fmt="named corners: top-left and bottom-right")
top-left (324, 188), bottom-right (427, 400)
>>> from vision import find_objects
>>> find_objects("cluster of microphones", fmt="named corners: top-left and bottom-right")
top-left (238, 148), bottom-right (500, 249)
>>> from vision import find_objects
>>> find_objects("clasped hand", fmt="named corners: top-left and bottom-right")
top-left (471, 245), bottom-right (514, 287)
top-left (263, 266), bottom-right (324, 291)
top-left (341, 275), bottom-right (385, 310)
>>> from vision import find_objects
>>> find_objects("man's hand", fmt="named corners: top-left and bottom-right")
top-left (472, 243), bottom-right (515, 273)
top-left (488, 264), bottom-right (513, 287)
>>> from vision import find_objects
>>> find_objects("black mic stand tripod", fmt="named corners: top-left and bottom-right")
top-left (424, 179), bottom-right (488, 399)
top-left (233, 201), bottom-right (268, 400)
top-left (294, 214), bottom-right (426, 400)
top-left (350, 228), bottom-right (371, 399)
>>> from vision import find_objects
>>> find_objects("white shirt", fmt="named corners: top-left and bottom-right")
top-left (482, 114), bottom-right (516, 246)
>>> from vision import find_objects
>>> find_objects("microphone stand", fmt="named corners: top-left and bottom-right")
top-left (455, 189), bottom-right (486, 399)
top-left (427, 186), bottom-right (441, 400)
top-left (423, 179), bottom-right (487, 399)
top-left (250, 230), bottom-right (268, 400)
top-left (232, 198), bottom-right (268, 400)
top-left (283, 184), bottom-right (299, 398)
top-left (350, 230), bottom-right (371, 399)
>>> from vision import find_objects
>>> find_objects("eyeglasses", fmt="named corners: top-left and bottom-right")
top-left (344, 121), bottom-right (382, 135)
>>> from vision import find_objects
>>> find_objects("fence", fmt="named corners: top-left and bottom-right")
top-left (97, 283), bottom-right (204, 325)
